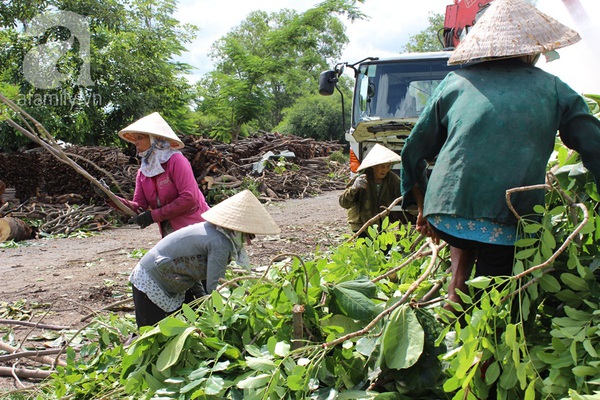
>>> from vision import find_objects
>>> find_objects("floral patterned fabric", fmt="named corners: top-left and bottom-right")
top-left (139, 137), bottom-right (179, 178)
top-left (130, 263), bottom-right (185, 313)
top-left (428, 214), bottom-right (517, 246)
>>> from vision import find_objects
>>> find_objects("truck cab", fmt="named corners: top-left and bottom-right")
top-left (319, 0), bottom-right (493, 170)
top-left (321, 51), bottom-right (458, 172)
top-left (319, 51), bottom-right (459, 213)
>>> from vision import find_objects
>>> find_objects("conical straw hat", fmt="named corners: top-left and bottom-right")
top-left (448, 0), bottom-right (580, 65)
top-left (356, 143), bottom-right (402, 172)
top-left (118, 112), bottom-right (184, 149)
top-left (202, 190), bottom-right (281, 235)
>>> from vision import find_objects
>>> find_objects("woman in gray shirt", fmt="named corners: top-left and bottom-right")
top-left (129, 190), bottom-right (280, 327)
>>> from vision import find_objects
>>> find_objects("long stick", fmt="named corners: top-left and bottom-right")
top-left (0, 319), bottom-right (68, 330)
top-left (0, 366), bottom-right (52, 379)
top-left (0, 93), bottom-right (136, 216)
top-left (348, 195), bottom-right (404, 241)
top-left (322, 240), bottom-right (443, 349)
top-left (0, 349), bottom-right (63, 363)
top-left (0, 341), bottom-right (66, 367)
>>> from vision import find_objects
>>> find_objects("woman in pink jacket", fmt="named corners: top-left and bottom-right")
top-left (112, 112), bottom-right (210, 238)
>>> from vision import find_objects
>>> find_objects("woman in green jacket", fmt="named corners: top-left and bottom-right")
top-left (339, 144), bottom-right (409, 237)
top-left (400, 0), bottom-right (600, 312)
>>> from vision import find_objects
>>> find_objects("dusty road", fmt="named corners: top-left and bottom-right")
top-left (0, 190), bottom-right (348, 326)
top-left (0, 190), bottom-right (349, 391)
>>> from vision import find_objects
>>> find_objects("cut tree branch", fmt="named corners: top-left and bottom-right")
top-left (322, 240), bottom-right (444, 349)
top-left (0, 93), bottom-right (135, 216)
top-left (0, 341), bottom-right (66, 367)
top-left (348, 196), bottom-right (403, 241)
top-left (0, 366), bottom-right (51, 380)
top-left (0, 320), bottom-right (68, 330)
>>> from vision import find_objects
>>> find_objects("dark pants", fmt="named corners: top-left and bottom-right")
top-left (131, 285), bottom-right (168, 328)
top-left (431, 225), bottom-right (514, 277)
top-left (131, 280), bottom-right (207, 328)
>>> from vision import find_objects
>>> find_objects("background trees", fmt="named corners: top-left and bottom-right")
top-left (0, 0), bottom-right (363, 149)
top-left (403, 13), bottom-right (445, 53)
top-left (276, 90), bottom-right (351, 143)
top-left (0, 0), bottom-right (197, 150)
top-left (193, 4), bottom-right (353, 142)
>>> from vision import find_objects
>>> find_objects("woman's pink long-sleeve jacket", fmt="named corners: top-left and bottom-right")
top-left (118, 152), bottom-right (210, 237)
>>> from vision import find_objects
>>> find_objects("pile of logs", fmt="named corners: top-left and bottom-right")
top-left (0, 132), bottom-right (349, 242)
top-left (10, 202), bottom-right (115, 237)
top-left (183, 133), bottom-right (348, 201)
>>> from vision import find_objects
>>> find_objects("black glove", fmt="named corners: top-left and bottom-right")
top-left (128, 210), bottom-right (154, 229)
top-left (92, 179), bottom-right (111, 200)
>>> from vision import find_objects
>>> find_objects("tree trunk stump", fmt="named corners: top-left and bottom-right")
top-left (0, 217), bottom-right (32, 242)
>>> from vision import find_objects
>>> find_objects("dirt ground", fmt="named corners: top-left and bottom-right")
top-left (0, 190), bottom-right (348, 390)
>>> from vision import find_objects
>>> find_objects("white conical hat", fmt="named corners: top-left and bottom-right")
top-left (118, 112), bottom-right (184, 149)
top-left (356, 143), bottom-right (402, 172)
top-left (448, 0), bottom-right (580, 65)
top-left (202, 190), bottom-right (281, 235)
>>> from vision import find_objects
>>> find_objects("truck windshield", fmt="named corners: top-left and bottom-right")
top-left (353, 58), bottom-right (456, 127)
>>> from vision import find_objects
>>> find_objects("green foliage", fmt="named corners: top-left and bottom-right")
top-left (0, 239), bottom-right (24, 249)
top-left (0, 299), bottom-right (49, 321)
top-left (277, 91), bottom-right (351, 142)
top-left (35, 223), bottom-right (450, 399)
top-left (329, 150), bottom-right (348, 164)
top-left (128, 248), bottom-right (148, 259)
top-left (20, 108), bottom-right (600, 399)
top-left (437, 137), bottom-right (600, 400)
top-left (205, 177), bottom-right (261, 204)
top-left (194, 2), bottom-right (357, 142)
top-left (0, 0), bottom-right (198, 150)
top-left (403, 13), bottom-right (445, 53)
top-left (49, 314), bottom-right (137, 399)
top-left (585, 94), bottom-right (600, 119)
top-left (266, 157), bottom-right (300, 175)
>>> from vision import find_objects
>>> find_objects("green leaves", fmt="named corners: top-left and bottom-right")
top-left (196, 3), bottom-right (352, 141)
top-left (32, 137), bottom-right (600, 400)
top-left (0, 0), bottom-right (198, 150)
top-left (381, 305), bottom-right (424, 370)
top-left (331, 278), bottom-right (378, 321)
top-left (561, 273), bottom-right (589, 292)
top-left (538, 274), bottom-right (561, 292)
top-left (156, 326), bottom-right (195, 371)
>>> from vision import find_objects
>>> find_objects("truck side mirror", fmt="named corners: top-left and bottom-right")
top-left (319, 70), bottom-right (337, 96)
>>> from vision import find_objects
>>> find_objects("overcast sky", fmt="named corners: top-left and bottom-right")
top-left (174, 0), bottom-right (600, 95)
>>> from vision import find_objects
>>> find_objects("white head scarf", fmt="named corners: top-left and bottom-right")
top-left (138, 135), bottom-right (180, 178)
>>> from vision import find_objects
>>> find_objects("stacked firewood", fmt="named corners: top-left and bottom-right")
top-left (8, 202), bottom-right (114, 237)
top-left (182, 132), bottom-right (347, 200)
top-left (183, 132), bottom-right (344, 177)
top-left (0, 132), bottom-right (348, 240)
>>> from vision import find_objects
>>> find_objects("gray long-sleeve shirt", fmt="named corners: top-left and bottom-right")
top-left (140, 221), bottom-right (234, 295)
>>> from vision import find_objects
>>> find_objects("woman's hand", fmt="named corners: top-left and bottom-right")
top-left (416, 210), bottom-right (440, 244)
top-left (351, 174), bottom-right (368, 191)
top-left (128, 210), bottom-right (154, 229)
top-left (411, 185), bottom-right (439, 243)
